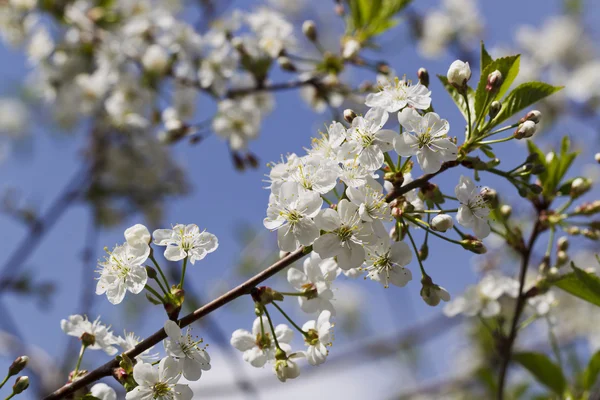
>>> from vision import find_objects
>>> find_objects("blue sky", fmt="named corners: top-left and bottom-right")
top-left (1, 0), bottom-right (599, 398)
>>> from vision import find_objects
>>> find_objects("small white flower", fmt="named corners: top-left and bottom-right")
top-left (395, 108), bottom-right (457, 174)
top-left (364, 241), bottom-right (413, 288)
top-left (60, 315), bottom-right (118, 355)
top-left (447, 60), bottom-right (471, 87)
top-left (302, 310), bottom-right (333, 366)
top-left (287, 155), bottom-right (339, 194)
top-left (346, 107), bottom-right (397, 171)
top-left (308, 122), bottom-right (346, 162)
top-left (246, 8), bottom-right (296, 58)
top-left (96, 242), bottom-right (149, 305)
top-left (313, 199), bottom-right (375, 270)
top-left (431, 214), bottom-right (454, 232)
top-left (126, 357), bottom-right (193, 400)
top-left (153, 224), bottom-right (218, 264)
top-left (164, 320), bottom-right (211, 381)
top-left (116, 331), bottom-right (159, 363)
top-left (365, 77), bottom-right (431, 113)
top-left (264, 182), bottom-right (323, 252)
top-left (420, 283), bottom-right (451, 307)
top-left (124, 224), bottom-right (151, 246)
top-left (230, 317), bottom-right (294, 367)
top-left (287, 252), bottom-right (337, 315)
top-left (274, 352), bottom-right (302, 382)
top-left (527, 291), bottom-right (556, 316)
top-left (455, 175), bottom-right (492, 239)
top-left (346, 177), bottom-right (390, 222)
top-left (444, 274), bottom-right (518, 318)
top-left (90, 383), bottom-right (116, 400)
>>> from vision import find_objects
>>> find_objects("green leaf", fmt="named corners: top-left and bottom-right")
top-left (550, 264), bottom-right (600, 307)
top-left (513, 352), bottom-right (566, 395)
top-left (492, 82), bottom-right (563, 126)
top-left (474, 55), bottom-right (520, 125)
top-left (346, 0), bottom-right (412, 39)
top-left (584, 350), bottom-right (600, 390)
top-left (438, 75), bottom-right (475, 122)
top-left (481, 41), bottom-right (493, 72)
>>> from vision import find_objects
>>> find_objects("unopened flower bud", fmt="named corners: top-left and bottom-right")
top-left (538, 256), bottom-right (550, 274)
top-left (489, 101), bottom-right (502, 119)
top-left (232, 152), bottom-right (245, 171)
top-left (391, 207), bottom-right (402, 218)
top-left (417, 67), bottom-right (430, 87)
top-left (557, 236), bottom-right (569, 251)
top-left (531, 164), bottom-right (546, 175)
top-left (431, 214), bottom-right (453, 232)
top-left (419, 242), bottom-right (429, 261)
top-left (582, 229), bottom-right (599, 240)
top-left (566, 226), bottom-right (580, 235)
top-left (486, 70), bottom-right (503, 92)
top-left (523, 110), bottom-right (542, 124)
top-left (514, 120), bottom-right (537, 139)
top-left (13, 376), bottom-right (29, 394)
top-left (460, 239), bottom-right (487, 254)
top-left (343, 109), bottom-right (357, 123)
top-left (245, 153), bottom-right (259, 169)
top-left (556, 250), bottom-right (569, 266)
top-left (302, 20), bottom-right (317, 41)
top-left (481, 188), bottom-right (498, 208)
top-left (8, 356), bottom-right (28, 376)
top-left (500, 204), bottom-right (512, 218)
top-left (446, 60), bottom-right (471, 90)
top-left (251, 286), bottom-right (283, 305)
top-left (376, 62), bottom-right (390, 75)
top-left (570, 177), bottom-right (591, 198)
top-left (529, 184), bottom-right (543, 195)
top-left (142, 44), bottom-right (169, 74)
top-left (277, 56), bottom-right (296, 72)
top-left (342, 38), bottom-right (361, 59)
top-left (595, 153), bottom-right (600, 163)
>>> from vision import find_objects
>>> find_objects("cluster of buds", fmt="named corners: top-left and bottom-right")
top-left (573, 200), bottom-right (600, 215)
top-left (514, 110), bottom-right (542, 139)
top-left (2, 356), bottom-right (29, 397)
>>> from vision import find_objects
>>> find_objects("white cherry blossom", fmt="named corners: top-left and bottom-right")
top-left (90, 383), bottom-right (117, 400)
top-left (264, 181), bottom-right (322, 252)
top-left (287, 252), bottom-right (337, 315)
top-left (287, 154), bottom-right (339, 194)
top-left (60, 315), bottom-right (118, 355)
top-left (346, 107), bottom-right (397, 171)
top-left (153, 224), bottom-right (218, 264)
top-left (313, 199), bottom-right (375, 270)
top-left (116, 331), bottom-right (159, 363)
top-left (395, 108), bottom-right (457, 174)
top-left (164, 320), bottom-right (211, 381)
top-left (365, 77), bottom-right (431, 112)
top-left (455, 175), bottom-right (492, 239)
top-left (302, 310), bottom-right (333, 366)
top-left (126, 357), bottom-right (193, 400)
top-left (364, 240), bottom-right (413, 288)
top-left (346, 177), bottom-right (390, 222)
top-left (230, 317), bottom-right (294, 367)
top-left (95, 242), bottom-right (149, 305)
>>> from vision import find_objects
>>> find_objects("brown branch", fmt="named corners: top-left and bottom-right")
top-left (44, 162), bottom-right (456, 399)
top-left (496, 218), bottom-right (544, 399)
top-left (43, 247), bottom-right (308, 399)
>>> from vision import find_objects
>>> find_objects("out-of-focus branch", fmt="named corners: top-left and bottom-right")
top-left (199, 313), bottom-right (462, 397)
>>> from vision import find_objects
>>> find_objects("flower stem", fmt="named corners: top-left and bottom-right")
top-left (478, 136), bottom-right (514, 146)
top-left (262, 306), bottom-right (282, 351)
top-left (403, 215), bottom-right (464, 246)
top-left (0, 375), bottom-right (9, 390)
top-left (150, 253), bottom-right (171, 291)
top-left (152, 276), bottom-right (169, 296)
top-left (271, 302), bottom-right (307, 337)
top-left (73, 344), bottom-right (87, 375)
top-left (145, 285), bottom-right (165, 304)
top-left (400, 156), bottom-right (412, 173)
top-left (405, 227), bottom-right (427, 277)
top-left (277, 291), bottom-right (309, 297)
top-left (384, 152), bottom-right (396, 172)
top-left (406, 208), bottom-right (458, 214)
top-left (180, 257), bottom-right (188, 288)
top-left (479, 122), bottom-right (519, 140)
top-left (463, 92), bottom-right (473, 141)
top-left (5, 392), bottom-right (16, 400)
top-left (322, 196), bottom-right (333, 206)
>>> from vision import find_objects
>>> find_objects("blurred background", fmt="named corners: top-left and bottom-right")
top-left (0, 0), bottom-right (599, 398)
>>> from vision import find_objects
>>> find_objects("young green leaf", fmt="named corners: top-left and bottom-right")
top-left (480, 41), bottom-right (493, 72)
top-left (474, 55), bottom-right (520, 126)
top-left (583, 350), bottom-right (600, 390)
top-left (513, 352), bottom-right (567, 395)
top-left (491, 82), bottom-right (563, 127)
top-left (550, 263), bottom-right (600, 307)
top-left (438, 75), bottom-right (475, 122)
